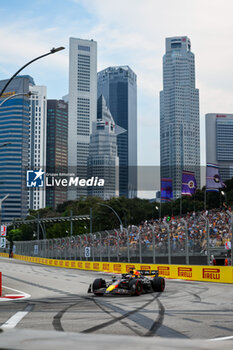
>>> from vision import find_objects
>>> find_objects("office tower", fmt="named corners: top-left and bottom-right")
top-left (28, 81), bottom-right (47, 210)
top-left (0, 76), bottom-right (30, 222)
top-left (97, 66), bottom-right (137, 198)
top-left (88, 95), bottom-right (120, 199)
top-left (68, 37), bottom-right (97, 199)
top-left (160, 36), bottom-right (200, 199)
top-left (206, 113), bottom-right (233, 181)
top-left (46, 100), bottom-right (68, 209)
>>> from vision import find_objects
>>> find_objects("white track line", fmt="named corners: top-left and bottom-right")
top-left (1, 285), bottom-right (31, 301)
top-left (209, 335), bottom-right (233, 341)
top-left (1, 311), bottom-right (29, 329)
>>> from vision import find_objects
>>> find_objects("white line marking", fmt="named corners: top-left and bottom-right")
top-left (2, 285), bottom-right (31, 300)
top-left (209, 335), bottom-right (233, 341)
top-left (1, 311), bottom-right (29, 329)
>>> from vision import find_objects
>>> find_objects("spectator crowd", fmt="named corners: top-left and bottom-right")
top-left (47, 208), bottom-right (232, 260)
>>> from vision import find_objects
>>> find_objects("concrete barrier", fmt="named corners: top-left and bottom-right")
top-left (9, 254), bottom-right (233, 284)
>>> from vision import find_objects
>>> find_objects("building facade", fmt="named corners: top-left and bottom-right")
top-left (68, 37), bottom-right (97, 199)
top-left (206, 113), bottom-right (233, 181)
top-left (160, 36), bottom-right (200, 199)
top-left (46, 100), bottom-right (68, 209)
top-left (0, 76), bottom-right (30, 222)
top-left (97, 66), bottom-right (137, 198)
top-left (28, 82), bottom-right (47, 210)
top-left (88, 95), bottom-right (119, 199)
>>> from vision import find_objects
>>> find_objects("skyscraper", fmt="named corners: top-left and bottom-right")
top-left (0, 76), bottom-right (30, 222)
top-left (46, 99), bottom-right (68, 209)
top-left (160, 36), bottom-right (200, 199)
top-left (97, 66), bottom-right (137, 198)
top-left (68, 37), bottom-right (97, 199)
top-left (88, 95), bottom-right (120, 199)
top-left (206, 113), bottom-right (233, 181)
top-left (28, 81), bottom-right (47, 210)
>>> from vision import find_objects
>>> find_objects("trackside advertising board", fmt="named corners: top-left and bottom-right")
top-left (5, 254), bottom-right (233, 284)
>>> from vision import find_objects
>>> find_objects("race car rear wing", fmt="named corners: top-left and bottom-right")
top-left (129, 270), bottom-right (159, 277)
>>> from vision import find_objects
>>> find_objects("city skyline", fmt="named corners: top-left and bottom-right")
top-left (1, 1), bottom-right (233, 197)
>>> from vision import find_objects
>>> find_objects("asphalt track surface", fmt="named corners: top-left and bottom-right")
top-left (0, 257), bottom-right (233, 349)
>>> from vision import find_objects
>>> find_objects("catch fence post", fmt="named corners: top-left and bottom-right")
top-left (181, 218), bottom-right (189, 265)
top-left (226, 210), bottom-right (233, 266)
top-left (126, 227), bottom-right (130, 263)
top-left (98, 233), bottom-right (102, 262)
top-left (164, 222), bottom-right (171, 265)
top-left (105, 231), bottom-right (110, 262)
top-left (149, 224), bottom-right (156, 264)
top-left (117, 230), bottom-right (119, 262)
top-left (201, 215), bottom-right (210, 265)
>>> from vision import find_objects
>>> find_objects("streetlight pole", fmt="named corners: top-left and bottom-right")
top-left (0, 92), bottom-right (35, 107)
top-left (27, 214), bottom-right (46, 240)
top-left (0, 47), bottom-right (65, 98)
top-left (90, 207), bottom-right (93, 234)
top-left (97, 203), bottom-right (123, 232)
top-left (221, 191), bottom-right (227, 206)
top-left (0, 194), bottom-right (10, 218)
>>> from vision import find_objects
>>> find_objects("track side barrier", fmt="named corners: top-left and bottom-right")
top-left (0, 253), bottom-right (9, 258)
top-left (10, 254), bottom-right (233, 284)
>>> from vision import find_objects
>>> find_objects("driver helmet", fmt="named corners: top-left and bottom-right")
top-left (133, 269), bottom-right (140, 276)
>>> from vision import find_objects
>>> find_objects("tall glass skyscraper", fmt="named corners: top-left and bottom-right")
top-left (68, 37), bottom-right (97, 200)
top-left (206, 113), bottom-right (233, 181)
top-left (160, 36), bottom-right (200, 199)
top-left (0, 76), bottom-right (30, 222)
top-left (88, 95), bottom-right (119, 199)
top-left (28, 82), bottom-right (47, 211)
top-left (97, 66), bottom-right (137, 198)
top-left (46, 100), bottom-right (68, 209)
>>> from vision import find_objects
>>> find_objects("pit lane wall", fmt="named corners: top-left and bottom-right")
top-left (4, 253), bottom-right (232, 284)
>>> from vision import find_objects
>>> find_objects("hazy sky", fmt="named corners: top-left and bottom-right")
top-left (1, 0), bottom-right (233, 175)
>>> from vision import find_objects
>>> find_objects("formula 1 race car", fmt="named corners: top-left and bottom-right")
top-left (88, 269), bottom-right (165, 296)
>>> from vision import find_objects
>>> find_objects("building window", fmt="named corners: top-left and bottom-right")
top-left (78, 45), bottom-right (90, 52)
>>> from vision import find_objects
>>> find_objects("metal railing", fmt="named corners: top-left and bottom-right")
top-left (4, 214), bottom-right (230, 265)
top-left (2, 210), bottom-right (232, 266)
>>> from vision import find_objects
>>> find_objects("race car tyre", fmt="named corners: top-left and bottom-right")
top-left (129, 279), bottom-right (143, 296)
top-left (152, 277), bottom-right (165, 292)
top-left (93, 278), bottom-right (106, 295)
